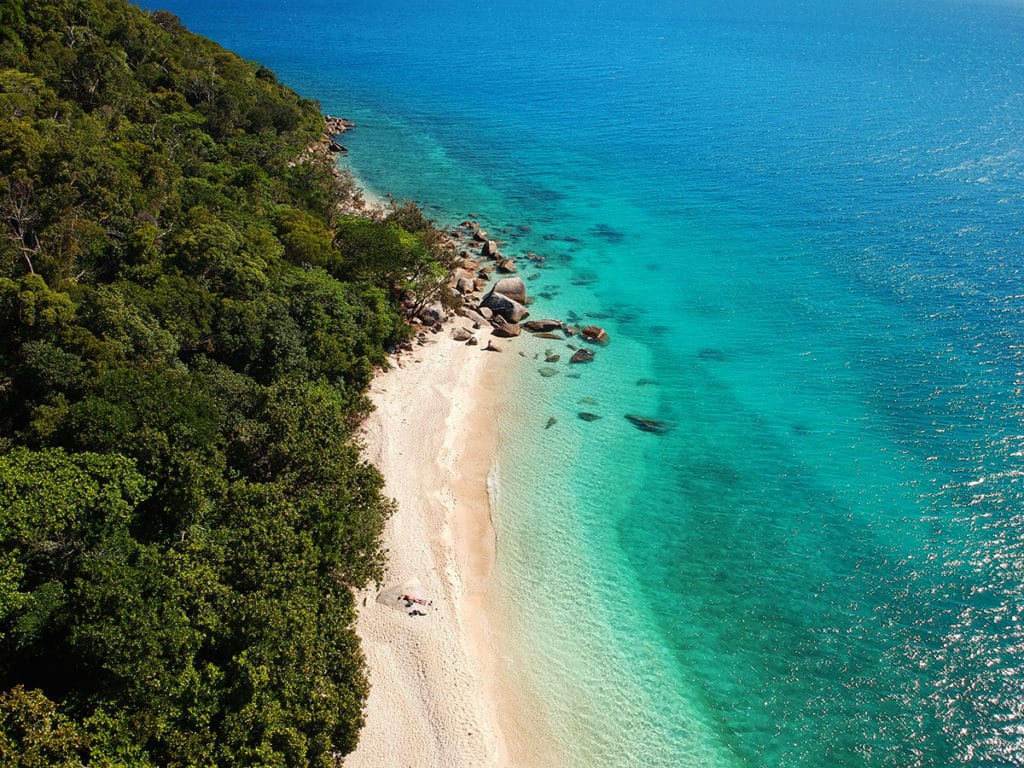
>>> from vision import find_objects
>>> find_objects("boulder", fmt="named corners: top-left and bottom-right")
top-left (473, 230), bottom-right (488, 243)
top-left (581, 325), bottom-right (610, 345)
top-left (418, 302), bottom-right (445, 326)
top-left (466, 336), bottom-right (479, 346)
top-left (491, 316), bottom-right (522, 338)
top-left (450, 326), bottom-right (474, 341)
top-left (497, 258), bottom-right (517, 273)
top-left (457, 307), bottom-right (490, 327)
top-left (481, 239), bottom-right (499, 257)
top-left (477, 306), bottom-right (494, 320)
top-left (491, 276), bottom-right (528, 304)
top-left (484, 339), bottom-right (502, 352)
top-left (570, 348), bottom-right (595, 364)
top-left (451, 267), bottom-right (476, 283)
top-left (473, 278), bottom-right (490, 292)
top-left (456, 277), bottom-right (476, 294)
top-left (523, 319), bottom-right (562, 333)
top-left (481, 291), bottom-right (529, 323)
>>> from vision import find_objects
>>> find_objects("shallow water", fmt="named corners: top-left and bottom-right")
top-left (160, 0), bottom-right (1024, 764)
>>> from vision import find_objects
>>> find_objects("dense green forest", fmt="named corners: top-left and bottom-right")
top-left (0, 0), bottom-right (450, 764)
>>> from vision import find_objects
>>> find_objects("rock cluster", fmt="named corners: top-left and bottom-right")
top-left (405, 218), bottom-right (617, 360)
top-left (325, 115), bottom-right (356, 136)
top-left (390, 215), bottom-right (672, 437)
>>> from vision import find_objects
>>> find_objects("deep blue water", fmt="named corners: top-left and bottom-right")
top-left (152, 0), bottom-right (1024, 764)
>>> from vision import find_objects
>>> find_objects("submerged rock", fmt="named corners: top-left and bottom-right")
top-left (570, 348), bottom-right (595, 364)
top-left (581, 325), bottom-right (610, 345)
top-left (624, 414), bottom-right (672, 435)
top-left (523, 319), bottom-right (563, 333)
top-left (578, 412), bottom-right (602, 422)
top-left (538, 367), bottom-right (558, 377)
top-left (545, 417), bottom-right (557, 429)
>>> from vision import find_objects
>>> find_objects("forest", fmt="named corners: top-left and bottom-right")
top-left (0, 0), bottom-right (448, 764)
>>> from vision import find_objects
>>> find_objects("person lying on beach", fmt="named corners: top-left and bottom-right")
top-left (401, 594), bottom-right (432, 606)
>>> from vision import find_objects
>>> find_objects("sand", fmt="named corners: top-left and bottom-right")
top-left (345, 320), bottom-right (522, 768)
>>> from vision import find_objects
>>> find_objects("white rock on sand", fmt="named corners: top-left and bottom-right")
top-left (346, 329), bottom-right (513, 768)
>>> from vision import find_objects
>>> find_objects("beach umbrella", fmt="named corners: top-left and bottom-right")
top-left (376, 578), bottom-right (431, 611)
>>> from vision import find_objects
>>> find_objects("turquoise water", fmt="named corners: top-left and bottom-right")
top-left (156, 0), bottom-right (1024, 764)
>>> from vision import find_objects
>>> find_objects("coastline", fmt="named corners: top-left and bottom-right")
top-left (346, 321), bottom-right (530, 767)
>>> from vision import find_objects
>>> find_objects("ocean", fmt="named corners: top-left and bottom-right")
top-left (152, 0), bottom-right (1024, 764)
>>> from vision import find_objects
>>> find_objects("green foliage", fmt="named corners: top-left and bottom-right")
top-left (0, 686), bottom-right (86, 768)
top-left (0, 0), bottom-right (460, 763)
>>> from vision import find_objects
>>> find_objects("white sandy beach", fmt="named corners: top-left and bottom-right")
top-left (345, 320), bottom-right (528, 768)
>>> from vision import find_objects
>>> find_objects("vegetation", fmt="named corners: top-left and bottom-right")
top-left (0, 0), bottom-right (450, 764)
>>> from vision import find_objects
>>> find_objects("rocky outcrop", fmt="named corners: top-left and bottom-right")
top-left (325, 115), bottom-right (355, 135)
top-left (481, 239), bottom-right (500, 258)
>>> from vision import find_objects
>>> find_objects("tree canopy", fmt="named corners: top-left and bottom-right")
top-left (0, 0), bottom-right (440, 764)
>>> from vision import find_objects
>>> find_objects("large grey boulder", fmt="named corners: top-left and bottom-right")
top-left (480, 291), bottom-right (529, 323)
top-left (491, 276), bottom-right (528, 304)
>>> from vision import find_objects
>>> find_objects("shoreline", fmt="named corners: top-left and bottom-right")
top-left (346, 321), bottom-right (534, 767)
top-left (330, 118), bottom-right (572, 767)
